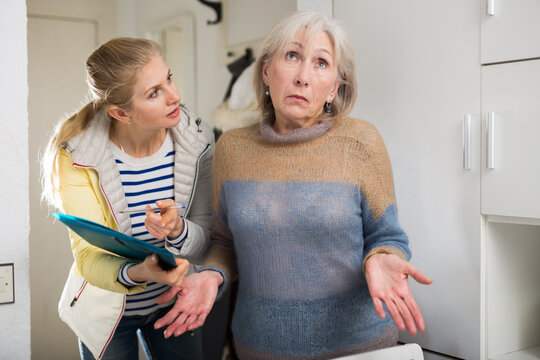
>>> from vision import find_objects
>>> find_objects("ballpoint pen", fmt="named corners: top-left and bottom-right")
top-left (118, 204), bottom-right (186, 214)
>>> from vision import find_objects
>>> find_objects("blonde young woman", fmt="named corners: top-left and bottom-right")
top-left (42, 37), bottom-right (213, 360)
top-left (153, 11), bottom-right (432, 360)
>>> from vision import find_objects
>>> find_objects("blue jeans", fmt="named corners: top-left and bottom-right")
top-left (78, 305), bottom-right (203, 360)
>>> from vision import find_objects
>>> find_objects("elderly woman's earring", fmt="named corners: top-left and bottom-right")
top-left (127, 120), bottom-right (132, 125)
top-left (324, 101), bottom-right (333, 113)
top-left (265, 86), bottom-right (270, 96)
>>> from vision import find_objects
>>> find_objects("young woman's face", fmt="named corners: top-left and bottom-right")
top-left (127, 55), bottom-right (181, 129)
top-left (262, 31), bottom-right (340, 132)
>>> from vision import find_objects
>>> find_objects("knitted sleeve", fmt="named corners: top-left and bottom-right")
top-left (353, 122), bottom-right (411, 268)
top-left (201, 133), bottom-right (238, 288)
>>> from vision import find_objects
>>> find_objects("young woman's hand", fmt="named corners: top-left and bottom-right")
top-left (144, 199), bottom-right (183, 239)
top-left (154, 271), bottom-right (223, 338)
top-left (127, 254), bottom-right (189, 287)
top-left (364, 253), bottom-right (432, 335)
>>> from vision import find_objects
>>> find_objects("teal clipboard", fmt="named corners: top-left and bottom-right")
top-left (52, 213), bottom-right (177, 270)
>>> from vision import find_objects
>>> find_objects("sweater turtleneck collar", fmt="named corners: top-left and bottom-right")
top-left (259, 114), bottom-right (334, 144)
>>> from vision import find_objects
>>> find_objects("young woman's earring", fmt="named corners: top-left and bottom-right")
top-left (127, 121), bottom-right (132, 125)
top-left (265, 86), bottom-right (270, 96)
top-left (324, 101), bottom-right (333, 113)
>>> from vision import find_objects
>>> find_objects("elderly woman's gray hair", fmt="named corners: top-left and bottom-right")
top-left (253, 11), bottom-right (358, 122)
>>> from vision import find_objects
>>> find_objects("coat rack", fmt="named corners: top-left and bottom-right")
top-left (197, 0), bottom-right (222, 25)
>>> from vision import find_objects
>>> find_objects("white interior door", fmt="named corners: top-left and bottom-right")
top-left (334, 1), bottom-right (482, 358)
top-left (481, 59), bottom-right (540, 219)
top-left (28, 15), bottom-right (97, 360)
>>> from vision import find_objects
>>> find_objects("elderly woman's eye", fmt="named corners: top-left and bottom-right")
top-left (286, 51), bottom-right (298, 60)
top-left (317, 59), bottom-right (328, 68)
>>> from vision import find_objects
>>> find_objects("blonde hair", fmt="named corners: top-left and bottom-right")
top-left (41, 37), bottom-right (162, 208)
top-left (253, 11), bottom-right (358, 122)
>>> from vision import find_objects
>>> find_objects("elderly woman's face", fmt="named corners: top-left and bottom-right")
top-left (263, 31), bottom-right (340, 133)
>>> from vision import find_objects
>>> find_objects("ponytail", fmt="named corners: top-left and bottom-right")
top-left (41, 102), bottom-right (95, 208)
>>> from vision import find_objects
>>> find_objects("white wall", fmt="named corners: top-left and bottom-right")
top-left (297, 0), bottom-right (333, 17)
top-left (0, 0), bottom-right (30, 359)
top-left (226, 0), bottom-right (297, 46)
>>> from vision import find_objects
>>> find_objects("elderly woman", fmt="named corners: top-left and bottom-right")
top-left (154, 11), bottom-right (431, 359)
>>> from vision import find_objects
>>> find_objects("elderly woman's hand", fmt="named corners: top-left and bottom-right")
top-left (154, 271), bottom-right (223, 338)
top-left (144, 199), bottom-right (183, 239)
top-left (364, 253), bottom-right (432, 335)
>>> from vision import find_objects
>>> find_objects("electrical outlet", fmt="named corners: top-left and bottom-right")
top-left (0, 263), bottom-right (14, 304)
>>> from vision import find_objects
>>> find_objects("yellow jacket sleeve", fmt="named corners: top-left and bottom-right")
top-left (57, 149), bottom-right (146, 294)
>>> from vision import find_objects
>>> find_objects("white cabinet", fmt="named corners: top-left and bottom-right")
top-left (480, 2), bottom-right (540, 358)
top-left (481, 0), bottom-right (540, 64)
top-left (481, 60), bottom-right (540, 219)
top-left (335, 0), bottom-right (540, 359)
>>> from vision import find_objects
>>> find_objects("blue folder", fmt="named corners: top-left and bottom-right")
top-left (53, 212), bottom-right (177, 270)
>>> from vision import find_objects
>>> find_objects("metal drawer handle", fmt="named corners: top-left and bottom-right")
top-left (463, 114), bottom-right (471, 170)
top-left (487, 112), bottom-right (495, 169)
top-left (487, 0), bottom-right (495, 16)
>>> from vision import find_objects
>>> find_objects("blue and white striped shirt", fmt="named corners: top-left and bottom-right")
top-left (110, 132), bottom-right (185, 316)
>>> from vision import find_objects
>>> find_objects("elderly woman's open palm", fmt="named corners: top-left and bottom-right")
top-left (364, 254), bottom-right (432, 336)
top-left (154, 272), bottom-right (221, 338)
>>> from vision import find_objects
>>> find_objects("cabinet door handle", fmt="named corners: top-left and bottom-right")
top-left (487, 112), bottom-right (495, 169)
top-left (487, 0), bottom-right (495, 15)
top-left (463, 114), bottom-right (471, 170)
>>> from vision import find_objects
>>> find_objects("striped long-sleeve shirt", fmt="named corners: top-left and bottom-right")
top-left (110, 132), bottom-right (185, 316)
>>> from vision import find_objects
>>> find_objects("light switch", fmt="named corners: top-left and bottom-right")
top-left (0, 263), bottom-right (14, 304)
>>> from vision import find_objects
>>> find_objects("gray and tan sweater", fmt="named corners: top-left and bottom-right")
top-left (204, 116), bottom-right (411, 360)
